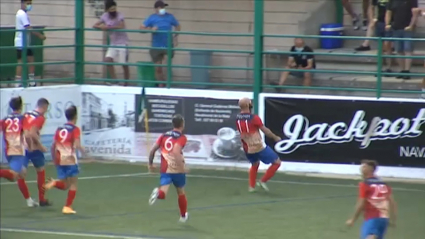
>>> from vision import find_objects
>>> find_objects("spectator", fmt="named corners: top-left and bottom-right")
top-left (356, 0), bottom-right (394, 74)
top-left (342, 0), bottom-right (360, 30)
top-left (14, 0), bottom-right (46, 87)
top-left (140, 1), bottom-right (180, 87)
top-left (385, 0), bottom-right (418, 79)
top-left (93, 0), bottom-right (130, 86)
top-left (412, 8), bottom-right (425, 98)
top-left (276, 38), bottom-right (316, 92)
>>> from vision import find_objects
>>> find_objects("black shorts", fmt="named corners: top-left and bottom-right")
top-left (149, 49), bottom-right (174, 63)
top-left (16, 49), bottom-right (34, 60)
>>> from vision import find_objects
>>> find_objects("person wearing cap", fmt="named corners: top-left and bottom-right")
top-left (140, 1), bottom-right (180, 87)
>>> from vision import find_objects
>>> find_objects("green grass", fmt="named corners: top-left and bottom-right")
top-left (1, 163), bottom-right (424, 239)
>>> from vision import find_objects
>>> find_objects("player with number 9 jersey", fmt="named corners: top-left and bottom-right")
top-left (45, 106), bottom-right (84, 214)
top-left (236, 98), bottom-right (282, 192)
top-left (148, 114), bottom-right (189, 223)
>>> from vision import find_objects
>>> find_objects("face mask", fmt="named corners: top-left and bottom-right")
top-left (26, 4), bottom-right (32, 11)
top-left (295, 47), bottom-right (304, 52)
top-left (158, 8), bottom-right (166, 15)
top-left (109, 11), bottom-right (117, 18)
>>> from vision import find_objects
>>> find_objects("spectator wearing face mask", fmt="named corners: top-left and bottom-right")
top-left (93, 0), bottom-right (130, 86)
top-left (140, 1), bottom-right (181, 87)
top-left (276, 38), bottom-right (316, 92)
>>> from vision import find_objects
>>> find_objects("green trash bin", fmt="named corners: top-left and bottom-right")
top-left (0, 25), bottom-right (45, 83)
top-left (137, 61), bottom-right (156, 87)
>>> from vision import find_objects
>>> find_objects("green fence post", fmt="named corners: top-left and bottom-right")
top-left (253, 0), bottom-right (264, 114)
top-left (21, 29), bottom-right (28, 87)
top-left (75, 0), bottom-right (85, 84)
top-left (376, 38), bottom-right (383, 98)
top-left (166, 30), bottom-right (173, 88)
top-left (336, 0), bottom-right (343, 24)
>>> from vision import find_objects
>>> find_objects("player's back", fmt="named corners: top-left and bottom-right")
top-left (157, 130), bottom-right (187, 174)
top-left (236, 113), bottom-right (265, 153)
top-left (361, 177), bottom-right (392, 220)
top-left (2, 113), bottom-right (25, 156)
top-left (54, 123), bottom-right (80, 166)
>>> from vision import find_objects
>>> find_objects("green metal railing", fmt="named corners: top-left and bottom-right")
top-left (1, 0), bottom-right (424, 115)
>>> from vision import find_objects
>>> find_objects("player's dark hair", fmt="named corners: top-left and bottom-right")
top-left (361, 159), bottom-right (378, 171)
top-left (105, 0), bottom-right (117, 10)
top-left (65, 105), bottom-right (77, 121)
top-left (172, 114), bottom-right (184, 128)
top-left (37, 98), bottom-right (49, 107)
top-left (9, 96), bottom-right (23, 111)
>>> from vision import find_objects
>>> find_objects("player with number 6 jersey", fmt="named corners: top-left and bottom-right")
top-left (45, 105), bottom-right (85, 214)
top-left (236, 98), bottom-right (282, 192)
top-left (23, 97), bottom-right (52, 207)
top-left (346, 160), bottom-right (397, 239)
top-left (1, 97), bottom-right (39, 207)
top-left (148, 114), bottom-right (189, 223)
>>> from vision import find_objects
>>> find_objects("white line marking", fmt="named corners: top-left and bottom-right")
top-left (0, 228), bottom-right (157, 239)
top-left (0, 173), bottom-right (150, 185)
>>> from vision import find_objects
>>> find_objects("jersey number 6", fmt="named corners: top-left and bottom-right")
top-left (164, 137), bottom-right (174, 151)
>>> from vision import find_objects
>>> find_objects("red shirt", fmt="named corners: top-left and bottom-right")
top-left (155, 130), bottom-right (187, 173)
top-left (235, 113), bottom-right (265, 154)
top-left (53, 123), bottom-right (81, 165)
top-left (23, 110), bottom-right (45, 151)
top-left (359, 177), bottom-right (392, 220)
top-left (1, 113), bottom-right (25, 156)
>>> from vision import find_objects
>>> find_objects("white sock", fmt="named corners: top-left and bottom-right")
top-left (28, 73), bottom-right (36, 86)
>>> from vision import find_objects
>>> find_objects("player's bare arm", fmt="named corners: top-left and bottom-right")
top-left (74, 138), bottom-right (86, 156)
top-left (148, 143), bottom-right (160, 172)
top-left (388, 195), bottom-right (397, 227)
top-left (259, 125), bottom-right (281, 142)
top-left (346, 197), bottom-right (366, 226)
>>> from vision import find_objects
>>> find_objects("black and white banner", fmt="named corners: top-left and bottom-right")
top-left (264, 97), bottom-right (425, 167)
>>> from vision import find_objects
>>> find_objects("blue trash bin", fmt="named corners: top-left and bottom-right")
top-left (320, 23), bottom-right (344, 49)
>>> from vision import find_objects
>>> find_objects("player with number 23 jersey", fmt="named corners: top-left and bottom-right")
top-left (148, 114), bottom-right (189, 223)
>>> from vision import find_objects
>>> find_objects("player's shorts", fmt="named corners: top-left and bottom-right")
top-left (105, 44), bottom-right (129, 64)
top-left (25, 150), bottom-right (45, 168)
top-left (160, 173), bottom-right (186, 188)
top-left (17, 49), bottom-right (34, 60)
top-left (246, 146), bottom-right (279, 165)
top-left (7, 155), bottom-right (26, 173)
top-left (361, 218), bottom-right (389, 239)
top-left (56, 165), bottom-right (79, 180)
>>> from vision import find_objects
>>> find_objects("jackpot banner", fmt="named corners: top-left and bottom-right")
top-left (264, 96), bottom-right (425, 167)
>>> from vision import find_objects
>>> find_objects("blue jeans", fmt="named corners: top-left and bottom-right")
top-left (392, 30), bottom-right (414, 53)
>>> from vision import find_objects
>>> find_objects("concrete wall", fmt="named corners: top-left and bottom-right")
top-left (0, 0), bottom-right (335, 85)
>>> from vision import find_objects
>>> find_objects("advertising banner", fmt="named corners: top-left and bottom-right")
top-left (264, 96), bottom-right (425, 168)
top-left (0, 85), bottom-right (82, 162)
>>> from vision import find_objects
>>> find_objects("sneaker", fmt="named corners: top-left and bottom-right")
top-left (355, 45), bottom-right (371, 51)
top-left (396, 70), bottom-right (407, 79)
top-left (248, 187), bottom-right (256, 193)
top-left (257, 181), bottom-right (269, 192)
top-left (179, 212), bottom-right (189, 223)
top-left (362, 20), bottom-right (368, 31)
top-left (28, 82), bottom-right (37, 87)
top-left (62, 206), bottom-right (76, 214)
top-left (352, 16), bottom-right (360, 30)
top-left (402, 71), bottom-right (411, 80)
top-left (26, 198), bottom-right (39, 207)
top-left (375, 69), bottom-right (393, 77)
top-left (40, 199), bottom-right (53, 207)
top-left (149, 187), bottom-right (159, 205)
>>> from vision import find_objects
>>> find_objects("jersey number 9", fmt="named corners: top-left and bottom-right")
top-left (59, 129), bottom-right (69, 143)
top-left (5, 118), bottom-right (20, 133)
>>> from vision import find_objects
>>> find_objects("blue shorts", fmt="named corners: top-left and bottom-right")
top-left (361, 218), bottom-right (389, 239)
top-left (375, 22), bottom-right (392, 38)
top-left (160, 173), bottom-right (186, 188)
top-left (246, 146), bottom-right (279, 165)
top-left (56, 165), bottom-right (79, 180)
top-left (392, 29), bottom-right (414, 53)
top-left (25, 150), bottom-right (45, 168)
top-left (7, 155), bottom-right (26, 173)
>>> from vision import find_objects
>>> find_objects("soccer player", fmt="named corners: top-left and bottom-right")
top-left (236, 97), bottom-right (282, 192)
top-left (346, 160), bottom-right (397, 239)
top-left (45, 106), bottom-right (84, 214)
top-left (23, 98), bottom-right (51, 206)
top-left (1, 97), bottom-right (39, 207)
top-left (147, 114), bottom-right (189, 223)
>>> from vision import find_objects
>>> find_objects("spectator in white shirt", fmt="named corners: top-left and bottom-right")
top-left (14, 0), bottom-right (46, 87)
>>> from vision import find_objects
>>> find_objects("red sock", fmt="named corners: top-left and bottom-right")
top-left (249, 164), bottom-right (259, 188)
top-left (178, 194), bottom-right (187, 217)
top-left (17, 178), bottom-right (30, 199)
top-left (261, 162), bottom-right (281, 183)
top-left (157, 189), bottom-right (165, 199)
top-left (37, 170), bottom-right (46, 202)
top-left (66, 190), bottom-right (76, 207)
top-left (0, 169), bottom-right (15, 181)
top-left (54, 181), bottom-right (66, 190)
